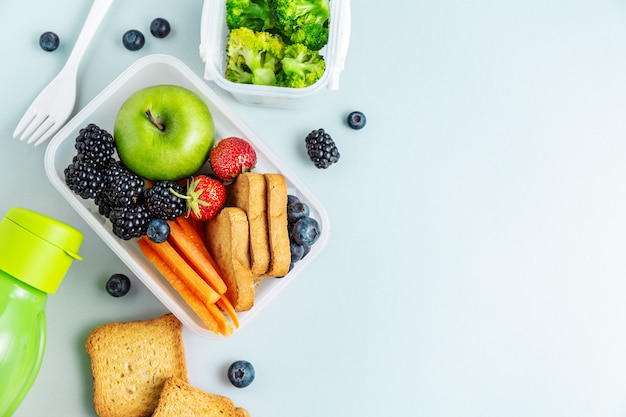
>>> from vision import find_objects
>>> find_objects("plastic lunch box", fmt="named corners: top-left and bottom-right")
top-left (199, 0), bottom-right (351, 107)
top-left (44, 54), bottom-right (330, 339)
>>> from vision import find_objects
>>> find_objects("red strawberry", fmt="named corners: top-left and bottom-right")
top-left (178, 175), bottom-right (227, 221)
top-left (209, 137), bottom-right (257, 181)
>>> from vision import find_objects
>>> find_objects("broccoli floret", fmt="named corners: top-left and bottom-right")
top-left (277, 43), bottom-right (325, 88)
top-left (269, 0), bottom-right (330, 50)
top-left (288, 22), bottom-right (328, 51)
top-left (226, 27), bottom-right (285, 86)
top-left (226, 0), bottom-right (277, 32)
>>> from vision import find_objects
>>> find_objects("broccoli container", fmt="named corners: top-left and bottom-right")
top-left (199, 0), bottom-right (351, 107)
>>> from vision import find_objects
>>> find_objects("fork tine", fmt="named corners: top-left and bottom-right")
top-left (12, 109), bottom-right (36, 139)
top-left (28, 122), bottom-right (61, 146)
top-left (28, 118), bottom-right (58, 146)
top-left (18, 113), bottom-right (48, 142)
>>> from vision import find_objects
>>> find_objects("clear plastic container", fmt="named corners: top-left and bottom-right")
top-left (44, 54), bottom-right (330, 339)
top-left (199, 0), bottom-right (351, 107)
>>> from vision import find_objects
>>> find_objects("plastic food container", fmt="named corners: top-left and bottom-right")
top-left (44, 54), bottom-right (330, 339)
top-left (199, 0), bottom-right (351, 107)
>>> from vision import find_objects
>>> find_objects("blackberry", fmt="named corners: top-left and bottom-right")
top-left (305, 128), bottom-right (340, 169)
top-left (144, 181), bottom-right (186, 220)
top-left (94, 193), bottom-right (114, 218)
top-left (109, 204), bottom-right (152, 240)
top-left (102, 161), bottom-right (145, 208)
top-left (64, 157), bottom-right (106, 200)
top-left (74, 124), bottom-right (115, 168)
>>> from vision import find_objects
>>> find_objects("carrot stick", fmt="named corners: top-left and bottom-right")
top-left (137, 238), bottom-right (221, 335)
top-left (168, 219), bottom-right (227, 294)
top-left (175, 217), bottom-right (221, 272)
top-left (207, 303), bottom-right (233, 336)
top-left (141, 237), bottom-right (220, 305)
top-left (217, 295), bottom-right (239, 329)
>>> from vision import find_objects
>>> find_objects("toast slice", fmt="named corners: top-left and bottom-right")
top-left (85, 313), bottom-right (188, 417)
top-left (205, 207), bottom-right (255, 311)
top-left (228, 172), bottom-right (270, 276)
top-left (152, 377), bottom-right (250, 417)
top-left (264, 173), bottom-right (291, 277)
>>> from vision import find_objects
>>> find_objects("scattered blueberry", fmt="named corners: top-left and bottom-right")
top-left (150, 17), bottom-right (171, 38)
top-left (146, 218), bottom-right (170, 243)
top-left (39, 31), bottom-right (59, 51)
top-left (122, 29), bottom-right (145, 51)
top-left (106, 273), bottom-right (131, 297)
top-left (347, 111), bottom-right (366, 129)
top-left (291, 217), bottom-right (320, 247)
top-left (287, 201), bottom-right (310, 223)
top-left (228, 360), bottom-right (255, 388)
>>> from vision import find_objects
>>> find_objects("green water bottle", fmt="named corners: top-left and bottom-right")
top-left (0, 207), bottom-right (83, 417)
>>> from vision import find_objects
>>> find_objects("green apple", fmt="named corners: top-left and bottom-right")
top-left (113, 84), bottom-right (215, 181)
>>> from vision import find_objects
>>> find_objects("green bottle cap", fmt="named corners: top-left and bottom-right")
top-left (0, 207), bottom-right (83, 294)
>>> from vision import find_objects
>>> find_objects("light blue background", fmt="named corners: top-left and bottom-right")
top-left (3, 0), bottom-right (626, 416)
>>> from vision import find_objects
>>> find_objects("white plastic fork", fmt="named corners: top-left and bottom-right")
top-left (13, 0), bottom-right (114, 147)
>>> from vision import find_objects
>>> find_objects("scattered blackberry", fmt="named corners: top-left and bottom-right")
top-left (109, 204), bottom-right (152, 240)
top-left (73, 124), bottom-right (115, 168)
top-left (305, 128), bottom-right (340, 169)
top-left (144, 181), bottom-right (186, 220)
top-left (102, 161), bottom-right (145, 208)
top-left (64, 158), bottom-right (106, 200)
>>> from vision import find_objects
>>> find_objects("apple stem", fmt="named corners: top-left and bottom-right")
top-left (145, 109), bottom-right (165, 131)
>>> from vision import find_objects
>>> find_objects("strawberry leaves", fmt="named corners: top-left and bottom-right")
top-left (172, 175), bottom-right (227, 221)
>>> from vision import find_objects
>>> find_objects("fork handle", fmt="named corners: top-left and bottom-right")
top-left (62, 0), bottom-right (114, 76)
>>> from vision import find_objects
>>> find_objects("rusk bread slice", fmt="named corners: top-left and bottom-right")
top-left (205, 207), bottom-right (255, 311)
top-left (228, 172), bottom-right (270, 276)
top-left (85, 313), bottom-right (188, 417)
top-left (264, 173), bottom-right (291, 277)
top-left (152, 377), bottom-right (250, 417)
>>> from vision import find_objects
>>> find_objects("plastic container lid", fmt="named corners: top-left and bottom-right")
top-left (0, 208), bottom-right (83, 294)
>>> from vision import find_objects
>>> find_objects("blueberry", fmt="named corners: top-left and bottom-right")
top-left (122, 29), bottom-right (145, 51)
top-left (106, 273), bottom-right (131, 297)
top-left (146, 218), bottom-right (170, 243)
top-left (291, 217), bottom-right (320, 247)
top-left (287, 194), bottom-right (300, 207)
top-left (39, 31), bottom-right (59, 51)
top-left (287, 201), bottom-right (310, 223)
top-left (290, 240), bottom-right (305, 264)
top-left (347, 111), bottom-right (366, 130)
top-left (150, 17), bottom-right (171, 38)
top-left (227, 360), bottom-right (255, 388)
